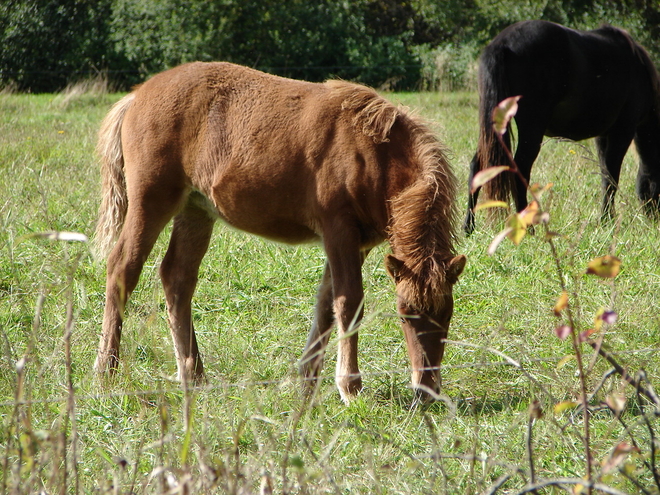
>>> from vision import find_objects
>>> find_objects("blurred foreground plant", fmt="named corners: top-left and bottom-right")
top-left (472, 96), bottom-right (660, 495)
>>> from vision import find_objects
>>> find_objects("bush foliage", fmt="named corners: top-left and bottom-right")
top-left (1, 0), bottom-right (659, 92)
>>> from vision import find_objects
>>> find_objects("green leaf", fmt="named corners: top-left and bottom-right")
top-left (556, 355), bottom-right (575, 369)
top-left (474, 200), bottom-right (509, 212)
top-left (290, 455), bottom-right (305, 469)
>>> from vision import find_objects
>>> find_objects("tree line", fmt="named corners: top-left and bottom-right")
top-left (1, 0), bottom-right (659, 93)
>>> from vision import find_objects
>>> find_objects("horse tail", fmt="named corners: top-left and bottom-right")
top-left (475, 45), bottom-right (515, 203)
top-left (94, 93), bottom-right (135, 258)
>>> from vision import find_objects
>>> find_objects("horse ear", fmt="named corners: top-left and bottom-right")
top-left (447, 255), bottom-right (467, 284)
top-left (385, 254), bottom-right (405, 281)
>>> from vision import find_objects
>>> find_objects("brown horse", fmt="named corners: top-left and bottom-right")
top-left (94, 62), bottom-right (466, 403)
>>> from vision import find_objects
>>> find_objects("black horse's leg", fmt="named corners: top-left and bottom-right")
top-left (633, 117), bottom-right (660, 215)
top-left (596, 131), bottom-right (635, 221)
top-left (511, 115), bottom-right (546, 213)
top-left (463, 153), bottom-right (480, 235)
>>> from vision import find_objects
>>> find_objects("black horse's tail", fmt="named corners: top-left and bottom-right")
top-left (475, 45), bottom-right (516, 203)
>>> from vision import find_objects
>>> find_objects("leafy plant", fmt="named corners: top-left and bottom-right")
top-left (470, 96), bottom-right (660, 494)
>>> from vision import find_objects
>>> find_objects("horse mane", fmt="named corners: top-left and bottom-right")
top-left (325, 79), bottom-right (398, 143)
top-left (388, 129), bottom-right (459, 309)
top-left (325, 79), bottom-right (459, 310)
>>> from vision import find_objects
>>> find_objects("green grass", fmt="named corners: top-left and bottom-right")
top-left (1, 89), bottom-right (659, 494)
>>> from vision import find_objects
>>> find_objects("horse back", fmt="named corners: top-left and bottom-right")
top-left (120, 62), bottom-right (393, 245)
top-left (483, 20), bottom-right (656, 140)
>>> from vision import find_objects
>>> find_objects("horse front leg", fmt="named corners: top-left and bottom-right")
top-left (634, 118), bottom-right (660, 215)
top-left (324, 233), bottom-right (365, 404)
top-left (511, 142), bottom-right (538, 213)
top-left (159, 201), bottom-right (215, 384)
top-left (511, 106), bottom-right (550, 213)
top-left (300, 249), bottom-right (370, 399)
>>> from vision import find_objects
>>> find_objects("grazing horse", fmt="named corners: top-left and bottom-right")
top-left (464, 20), bottom-right (660, 234)
top-left (94, 62), bottom-right (466, 403)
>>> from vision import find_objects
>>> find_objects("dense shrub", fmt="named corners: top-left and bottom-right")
top-left (0, 0), bottom-right (118, 92)
top-left (1, 0), bottom-right (658, 92)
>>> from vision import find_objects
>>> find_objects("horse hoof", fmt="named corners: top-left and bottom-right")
top-left (93, 351), bottom-right (120, 376)
top-left (463, 216), bottom-right (475, 236)
top-left (337, 374), bottom-right (363, 404)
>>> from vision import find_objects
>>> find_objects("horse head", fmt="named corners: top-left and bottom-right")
top-left (385, 253), bottom-right (466, 402)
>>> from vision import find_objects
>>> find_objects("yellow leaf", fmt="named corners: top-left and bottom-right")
top-left (554, 400), bottom-right (578, 414)
top-left (474, 200), bottom-right (509, 212)
top-left (622, 461), bottom-right (637, 475)
top-left (586, 255), bottom-right (621, 278)
top-left (557, 355), bottom-right (575, 369)
top-left (592, 308), bottom-right (605, 331)
top-left (553, 291), bottom-right (569, 316)
top-left (519, 200), bottom-right (540, 227)
top-left (529, 182), bottom-right (554, 196)
top-left (470, 166), bottom-right (510, 193)
top-left (506, 214), bottom-right (526, 245)
top-left (573, 483), bottom-right (588, 495)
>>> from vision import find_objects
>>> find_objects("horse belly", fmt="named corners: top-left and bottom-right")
top-left (207, 175), bottom-right (322, 245)
top-left (546, 98), bottom-right (624, 141)
top-left (546, 48), bottom-right (631, 141)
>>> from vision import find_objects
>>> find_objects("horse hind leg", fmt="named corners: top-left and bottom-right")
top-left (95, 185), bottom-right (186, 376)
top-left (159, 196), bottom-right (215, 384)
top-left (299, 260), bottom-right (335, 393)
top-left (463, 153), bottom-right (480, 236)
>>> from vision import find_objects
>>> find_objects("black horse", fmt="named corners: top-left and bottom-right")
top-left (464, 20), bottom-right (660, 235)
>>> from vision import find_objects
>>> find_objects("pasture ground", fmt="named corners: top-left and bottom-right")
top-left (0, 89), bottom-right (659, 493)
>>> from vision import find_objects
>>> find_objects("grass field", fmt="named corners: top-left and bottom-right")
top-left (1, 88), bottom-right (659, 494)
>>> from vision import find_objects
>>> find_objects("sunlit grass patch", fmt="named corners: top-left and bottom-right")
top-left (0, 90), bottom-right (658, 493)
